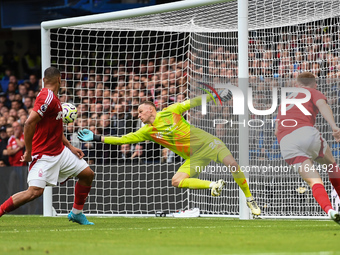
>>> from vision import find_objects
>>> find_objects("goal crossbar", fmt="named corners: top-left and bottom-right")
top-left (41, 0), bottom-right (230, 30)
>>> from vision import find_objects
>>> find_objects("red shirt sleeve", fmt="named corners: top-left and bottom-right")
top-left (33, 89), bottom-right (50, 117)
top-left (310, 88), bottom-right (327, 106)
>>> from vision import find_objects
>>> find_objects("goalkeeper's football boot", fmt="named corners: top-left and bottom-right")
top-left (211, 179), bottom-right (225, 197)
top-left (329, 209), bottom-right (340, 225)
top-left (246, 197), bottom-right (261, 216)
top-left (68, 212), bottom-right (94, 225)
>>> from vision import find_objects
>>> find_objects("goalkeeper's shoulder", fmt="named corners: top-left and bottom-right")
top-left (159, 101), bottom-right (189, 113)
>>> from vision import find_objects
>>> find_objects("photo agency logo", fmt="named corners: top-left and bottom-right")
top-left (198, 82), bottom-right (223, 115)
top-left (200, 82), bottom-right (312, 128)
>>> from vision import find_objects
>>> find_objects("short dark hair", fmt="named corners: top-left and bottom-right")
top-left (139, 101), bottom-right (156, 110)
top-left (44, 67), bottom-right (60, 80)
top-left (297, 72), bottom-right (316, 87)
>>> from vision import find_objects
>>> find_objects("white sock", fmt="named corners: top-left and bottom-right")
top-left (209, 182), bottom-right (216, 188)
top-left (246, 196), bottom-right (254, 202)
top-left (72, 208), bottom-right (83, 215)
top-left (328, 209), bottom-right (335, 217)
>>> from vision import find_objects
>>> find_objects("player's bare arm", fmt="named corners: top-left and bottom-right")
top-left (20, 111), bottom-right (41, 162)
top-left (315, 98), bottom-right (340, 142)
top-left (62, 134), bottom-right (84, 159)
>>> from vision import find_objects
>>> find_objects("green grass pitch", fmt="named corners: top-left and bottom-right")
top-left (0, 215), bottom-right (339, 255)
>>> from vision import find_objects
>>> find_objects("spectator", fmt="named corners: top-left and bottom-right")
top-left (7, 121), bottom-right (25, 166)
top-left (29, 74), bottom-right (39, 91)
top-left (0, 92), bottom-right (10, 108)
top-left (18, 83), bottom-right (28, 98)
top-left (118, 144), bottom-right (132, 163)
top-left (111, 103), bottom-right (133, 136)
top-left (11, 100), bottom-right (22, 111)
top-left (131, 144), bottom-right (145, 164)
top-left (0, 117), bottom-right (6, 127)
top-left (0, 126), bottom-right (9, 165)
top-left (23, 96), bottom-right (34, 110)
top-left (5, 125), bottom-right (14, 138)
top-left (77, 103), bottom-right (88, 118)
top-left (9, 108), bottom-right (18, 119)
top-left (7, 116), bottom-right (17, 125)
top-left (99, 113), bottom-right (111, 135)
top-left (102, 98), bottom-right (112, 113)
top-left (176, 94), bottom-right (186, 103)
top-left (6, 82), bottom-right (17, 95)
top-left (19, 114), bottom-right (28, 125)
top-left (17, 108), bottom-right (28, 119)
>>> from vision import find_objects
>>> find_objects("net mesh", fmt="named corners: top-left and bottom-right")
top-left (47, 0), bottom-right (340, 216)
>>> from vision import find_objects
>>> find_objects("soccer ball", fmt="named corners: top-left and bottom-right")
top-left (62, 103), bottom-right (78, 124)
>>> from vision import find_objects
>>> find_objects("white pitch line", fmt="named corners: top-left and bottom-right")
top-left (0, 223), bottom-right (335, 234)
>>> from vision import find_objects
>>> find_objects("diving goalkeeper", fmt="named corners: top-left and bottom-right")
top-left (78, 90), bottom-right (261, 216)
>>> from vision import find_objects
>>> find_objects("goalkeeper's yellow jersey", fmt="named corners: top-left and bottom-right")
top-left (104, 96), bottom-right (215, 160)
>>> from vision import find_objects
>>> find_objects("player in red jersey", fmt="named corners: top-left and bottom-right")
top-left (0, 67), bottom-right (95, 225)
top-left (276, 72), bottom-right (340, 224)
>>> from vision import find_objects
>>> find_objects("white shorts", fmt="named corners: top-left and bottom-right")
top-left (28, 146), bottom-right (89, 188)
top-left (280, 126), bottom-right (327, 166)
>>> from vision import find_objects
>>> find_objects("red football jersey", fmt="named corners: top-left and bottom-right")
top-left (32, 88), bottom-right (64, 156)
top-left (7, 133), bottom-right (25, 166)
top-left (276, 87), bottom-right (327, 142)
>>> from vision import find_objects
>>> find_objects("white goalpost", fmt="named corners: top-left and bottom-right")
top-left (41, 0), bottom-right (340, 218)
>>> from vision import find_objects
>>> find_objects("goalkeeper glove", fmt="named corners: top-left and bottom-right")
top-left (78, 129), bottom-right (102, 142)
top-left (216, 88), bottom-right (232, 102)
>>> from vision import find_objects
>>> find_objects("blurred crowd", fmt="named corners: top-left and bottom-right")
top-left (0, 25), bottom-right (339, 166)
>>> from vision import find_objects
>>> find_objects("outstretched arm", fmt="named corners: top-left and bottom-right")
top-left (316, 99), bottom-right (340, 141)
top-left (78, 127), bottom-right (148, 145)
top-left (168, 88), bottom-right (232, 115)
top-left (103, 132), bottom-right (147, 145)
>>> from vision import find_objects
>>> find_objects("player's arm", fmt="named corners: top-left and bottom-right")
top-left (62, 133), bottom-right (84, 159)
top-left (316, 99), bottom-right (340, 141)
top-left (103, 131), bottom-right (147, 145)
top-left (166, 95), bottom-right (218, 115)
top-left (20, 111), bottom-right (41, 162)
top-left (168, 88), bottom-right (232, 114)
top-left (78, 126), bottom-right (148, 145)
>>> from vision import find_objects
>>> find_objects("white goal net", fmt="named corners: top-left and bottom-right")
top-left (42, 0), bottom-right (340, 217)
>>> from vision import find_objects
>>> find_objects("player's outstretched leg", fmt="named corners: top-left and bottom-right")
top-left (328, 209), bottom-right (340, 225)
top-left (211, 179), bottom-right (225, 197)
top-left (68, 211), bottom-right (94, 225)
top-left (173, 172), bottom-right (226, 197)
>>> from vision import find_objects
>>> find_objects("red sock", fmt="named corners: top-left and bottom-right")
top-left (73, 182), bottom-right (91, 211)
top-left (0, 197), bottom-right (16, 217)
top-left (328, 162), bottom-right (340, 197)
top-left (312, 183), bottom-right (333, 213)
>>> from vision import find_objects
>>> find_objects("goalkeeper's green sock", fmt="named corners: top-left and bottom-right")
top-left (178, 178), bottom-right (211, 189)
top-left (232, 167), bottom-right (252, 198)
